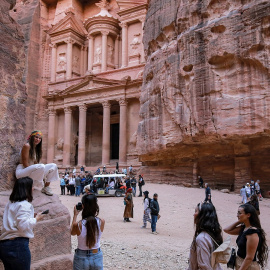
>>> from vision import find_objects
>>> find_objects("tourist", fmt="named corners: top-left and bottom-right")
top-left (150, 193), bottom-right (160, 234)
top-left (69, 174), bottom-right (75, 196)
top-left (138, 174), bottom-right (144, 197)
top-left (80, 175), bottom-right (86, 195)
top-left (204, 183), bottom-right (211, 203)
top-left (73, 167), bottom-right (76, 175)
top-left (250, 180), bottom-right (255, 195)
top-left (103, 165), bottom-right (106, 173)
top-left (123, 188), bottom-right (134, 222)
top-left (125, 177), bottom-right (131, 189)
top-left (247, 194), bottom-right (260, 216)
top-left (245, 183), bottom-right (251, 200)
top-left (131, 176), bottom-right (137, 196)
top-left (60, 174), bottom-right (66, 195)
top-left (129, 165), bottom-right (133, 175)
top-left (75, 174), bottom-right (81, 197)
top-left (198, 176), bottom-right (204, 188)
top-left (187, 202), bottom-right (223, 270)
top-left (224, 204), bottom-right (268, 269)
top-left (80, 166), bottom-right (84, 174)
top-left (65, 174), bottom-right (70, 195)
top-left (141, 191), bottom-right (151, 229)
top-left (0, 177), bottom-right (44, 269)
top-left (255, 180), bottom-right (262, 201)
top-left (96, 167), bottom-right (100, 174)
top-left (71, 194), bottom-right (105, 270)
top-left (15, 130), bottom-right (58, 196)
top-left (116, 162), bottom-right (119, 173)
top-left (240, 185), bottom-right (247, 204)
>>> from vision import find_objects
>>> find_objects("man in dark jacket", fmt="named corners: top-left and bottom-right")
top-left (150, 193), bottom-right (160, 234)
top-left (204, 183), bottom-right (211, 203)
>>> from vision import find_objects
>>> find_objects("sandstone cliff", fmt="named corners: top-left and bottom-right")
top-left (138, 0), bottom-right (270, 194)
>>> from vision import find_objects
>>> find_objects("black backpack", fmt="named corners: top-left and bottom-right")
top-left (141, 178), bottom-right (145, 185)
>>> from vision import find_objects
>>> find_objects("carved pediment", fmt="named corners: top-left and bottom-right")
top-left (116, 0), bottom-right (147, 10)
top-left (59, 75), bottom-right (124, 96)
top-left (48, 12), bottom-right (87, 38)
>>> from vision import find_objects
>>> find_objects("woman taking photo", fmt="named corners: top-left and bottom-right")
top-left (0, 177), bottom-right (44, 269)
top-left (224, 204), bottom-right (268, 269)
top-left (71, 194), bottom-right (105, 270)
top-left (187, 202), bottom-right (223, 270)
top-left (16, 130), bottom-right (59, 196)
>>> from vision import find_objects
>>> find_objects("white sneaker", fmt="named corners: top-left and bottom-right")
top-left (41, 186), bottom-right (53, 196)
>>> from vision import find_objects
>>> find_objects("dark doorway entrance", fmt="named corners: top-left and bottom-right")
top-left (111, 123), bottom-right (119, 159)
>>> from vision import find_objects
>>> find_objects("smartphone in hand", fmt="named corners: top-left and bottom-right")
top-left (41, 209), bottom-right (49, 214)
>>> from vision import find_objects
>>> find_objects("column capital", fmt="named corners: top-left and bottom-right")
top-left (79, 104), bottom-right (88, 112)
top-left (65, 37), bottom-right (75, 44)
top-left (48, 107), bottom-right (56, 116)
top-left (64, 106), bottom-right (72, 114)
top-left (120, 22), bottom-right (127, 28)
top-left (119, 98), bottom-right (127, 106)
top-left (49, 43), bottom-right (57, 48)
top-left (87, 34), bottom-right (93, 40)
top-left (101, 30), bottom-right (109, 36)
top-left (102, 100), bottom-right (111, 108)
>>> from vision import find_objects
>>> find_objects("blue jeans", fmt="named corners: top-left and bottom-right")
top-left (75, 186), bottom-right (81, 196)
top-left (151, 214), bottom-right (158, 232)
top-left (73, 249), bottom-right (103, 270)
top-left (0, 237), bottom-right (31, 270)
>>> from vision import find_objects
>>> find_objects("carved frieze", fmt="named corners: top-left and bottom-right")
top-left (94, 46), bottom-right (102, 63)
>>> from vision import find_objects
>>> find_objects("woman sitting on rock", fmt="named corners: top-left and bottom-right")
top-left (187, 202), bottom-right (223, 270)
top-left (71, 194), bottom-right (105, 270)
top-left (16, 130), bottom-right (59, 196)
top-left (0, 177), bottom-right (44, 269)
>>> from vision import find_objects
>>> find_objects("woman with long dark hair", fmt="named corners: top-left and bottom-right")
top-left (15, 130), bottom-right (59, 195)
top-left (187, 202), bottom-right (223, 270)
top-left (0, 177), bottom-right (44, 269)
top-left (141, 190), bottom-right (151, 228)
top-left (224, 204), bottom-right (268, 269)
top-left (71, 194), bottom-right (105, 270)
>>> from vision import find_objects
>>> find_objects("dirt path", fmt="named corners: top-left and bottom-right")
top-left (51, 181), bottom-right (270, 269)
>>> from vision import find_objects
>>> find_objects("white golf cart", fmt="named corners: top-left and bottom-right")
top-left (87, 173), bottom-right (126, 197)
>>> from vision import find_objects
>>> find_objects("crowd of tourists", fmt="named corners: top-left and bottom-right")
top-left (0, 130), bottom-right (268, 270)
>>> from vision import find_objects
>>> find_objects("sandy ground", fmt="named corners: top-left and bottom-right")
top-left (50, 181), bottom-right (270, 270)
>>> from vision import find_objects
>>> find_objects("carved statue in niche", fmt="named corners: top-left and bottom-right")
top-left (107, 44), bottom-right (114, 64)
top-left (58, 53), bottom-right (66, 71)
top-left (95, 45), bottom-right (102, 63)
top-left (72, 55), bottom-right (79, 73)
top-left (130, 33), bottom-right (141, 54)
top-left (57, 138), bottom-right (64, 150)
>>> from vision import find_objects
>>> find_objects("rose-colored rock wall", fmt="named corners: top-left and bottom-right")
top-left (138, 0), bottom-right (270, 195)
top-left (0, 0), bottom-right (26, 190)
top-left (0, 2), bottom-right (72, 269)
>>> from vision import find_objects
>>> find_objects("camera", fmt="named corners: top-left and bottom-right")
top-left (76, 202), bottom-right (82, 211)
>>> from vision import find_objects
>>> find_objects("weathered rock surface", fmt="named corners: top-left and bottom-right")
top-left (138, 0), bottom-right (270, 195)
top-left (0, 0), bottom-right (26, 190)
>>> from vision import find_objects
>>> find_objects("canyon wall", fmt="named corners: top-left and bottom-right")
top-left (0, 1), bottom-right (72, 268)
top-left (138, 0), bottom-right (270, 195)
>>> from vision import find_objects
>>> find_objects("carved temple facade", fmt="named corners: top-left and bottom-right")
top-left (42, 0), bottom-right (147, 168)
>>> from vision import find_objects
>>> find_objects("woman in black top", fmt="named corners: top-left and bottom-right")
top-left (224, 204), bottom-right (268, 269)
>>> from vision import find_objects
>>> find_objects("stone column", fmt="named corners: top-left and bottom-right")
top-left (101, 31), bottom-right (109, 72)
top-left (47, 108), bottom-right (56, 163)
top-left (119, 98), bottom-right (127, 165)
top-left (120, 23), bottom-right (128, 68)
top-left (66, 38), bottom-right (74, 80)
top-left (80, 45), bottom-right (85, 76)
top-left (102, 101), bottom-right (111, 165)
top-left (50, 43), bottom-right (57, 82)
top-left (88, 35), bottom-right (94, 72)
top-left (114, 36), bottom-right (119, 69)
top-left (139, 17), bottom-right (145, 63)
top-left (78, 104), bottom-right (87, 167)
top-left (63, 106), bottom-right (72, 167)
top-left (83, 46), bottom-right (88, 74)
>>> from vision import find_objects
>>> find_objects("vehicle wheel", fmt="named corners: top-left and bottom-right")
top-left (115, 190), bottom-right (122, 197)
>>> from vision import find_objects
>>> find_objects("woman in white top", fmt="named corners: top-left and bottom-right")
top-left (15, 130), bottom-right (59, 196)
top-left (141, 190), bottom-right (151, 228)
top-left (0, 177), bottom-right (44, 270)
top-left (71, 194), bottom-right (105, 270)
